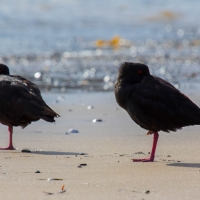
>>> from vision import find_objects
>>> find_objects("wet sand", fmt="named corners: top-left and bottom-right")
top-left (0, 92), bottom-right (200, 200)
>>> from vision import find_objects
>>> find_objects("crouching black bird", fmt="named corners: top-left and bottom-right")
top-left (0, 64), bottom-right (60, 150)
top-left (115, 62), bottom-right (200, 162)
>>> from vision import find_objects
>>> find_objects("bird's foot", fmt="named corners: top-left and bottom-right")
top-left (0, 146), bottom-right (15, 150)
top-left (132, 157), bottom-right (154, 162)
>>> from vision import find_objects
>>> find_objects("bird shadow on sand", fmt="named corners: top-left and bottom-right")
top-left (166, 163), bottom-right (200, 168)
top-left (29, 151), bottom-right (87, 156)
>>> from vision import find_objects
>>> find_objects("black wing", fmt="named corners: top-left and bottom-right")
top-left (12, 75), bottom-right (60, 115)
top-left (12, 75), bottom-right (42, 97)
top-left (126, 75), bottom-right (200, 132)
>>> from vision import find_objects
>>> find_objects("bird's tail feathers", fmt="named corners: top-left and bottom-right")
top-left (41, 115), bottom-right (56, 123)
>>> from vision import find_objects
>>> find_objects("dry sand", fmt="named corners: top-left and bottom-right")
top-left (0, 91), bottom-right (200, 200)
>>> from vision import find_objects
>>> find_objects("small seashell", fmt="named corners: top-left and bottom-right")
top-left (47, 178), bottom-right (63, 181)
top-left (68, 129), bottom-right (79, 133)
top-left (92, 119), bottom-right (102, 123)
top-left (87, 106), bottom-right (94, 110)
top-left (64, 129), bottom-right (79, 134)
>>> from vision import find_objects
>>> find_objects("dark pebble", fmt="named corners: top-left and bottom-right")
top-left (79, 153), bottom-right (86, 155)
top-left (78, 163), bottom-right (87, 168)
top-left (144, 190), bottom-right (150, 194)
top-left (80, 163), bottom-right (87, 166)
top-left (47, 178), bottom-right (63, 181)
top-left (21, 149), bottom-right (31, 153)
top-left (135, 151), bottom-right (145, 155)
top-left (35, 170), bottom-right (41, 173)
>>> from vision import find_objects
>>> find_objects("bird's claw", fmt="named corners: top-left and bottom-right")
top-left (0, 146), bottom-right (15, 150)
top-left (146, 131), bottom-right (154, 135)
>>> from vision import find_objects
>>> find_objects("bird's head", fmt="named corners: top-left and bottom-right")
top-left (117, 62), bottom-right (150, 83)
top-left (0, 64), bottom-right (10, 75)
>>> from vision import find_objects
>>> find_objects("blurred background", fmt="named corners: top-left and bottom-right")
top-left (0, 0), bottom-right (200, 93)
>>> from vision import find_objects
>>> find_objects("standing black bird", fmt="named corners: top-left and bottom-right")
top-left (115, 62), bottom-right (200, 162)
top-left (0, 64), bottom-right (60, 150)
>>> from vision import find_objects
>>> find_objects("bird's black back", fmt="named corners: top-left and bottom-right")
top-left (0, 75), bottom-right (60, 128)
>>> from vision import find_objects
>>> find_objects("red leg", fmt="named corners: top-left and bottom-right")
top-left (132, 132), bottom-right (159, 162)
top-left (0, 126), bottom-right (15, 150)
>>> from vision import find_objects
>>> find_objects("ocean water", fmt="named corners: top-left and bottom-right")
top-left (0, 0), bottom-right (200, 92)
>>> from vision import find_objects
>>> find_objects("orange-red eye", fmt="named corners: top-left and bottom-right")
top-left (138, 70), bottom-right (143, 74)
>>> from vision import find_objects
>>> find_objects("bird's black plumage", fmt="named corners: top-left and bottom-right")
top-left (115, 62), bottom-right (200, 161)
top-left (0, 64), bottom-right (60, 149)
top-left (115, 62), bottom-right (200, 133)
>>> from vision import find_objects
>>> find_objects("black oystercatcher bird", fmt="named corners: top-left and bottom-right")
top-left (0, 64), bottom-right (60, 150)
top-left (115, 62), bottom-right (200, 162)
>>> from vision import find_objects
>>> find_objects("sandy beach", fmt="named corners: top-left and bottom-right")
top-left (0, 91), bottom-right (200, 200)
top-left (1, 1), bottom-right (200, 199)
